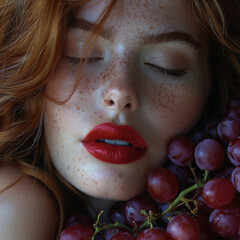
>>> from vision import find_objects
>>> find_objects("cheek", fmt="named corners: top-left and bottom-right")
top-left (45, 63), bottom-right (99, 102)
top-left (44, 106), bottom-right (68, 162)
top-left (45, 67), bottom-right (76, 101)
top-left (144, 78), bottom-right (209, 133)
top-left (44, 105), bottom-right (84, 185)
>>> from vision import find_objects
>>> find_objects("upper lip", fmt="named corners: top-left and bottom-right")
top-left (82, 122), bottom-right (147, 149)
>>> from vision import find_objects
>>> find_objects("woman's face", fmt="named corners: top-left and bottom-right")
top-left (44, 0), bottom-right (211, 200)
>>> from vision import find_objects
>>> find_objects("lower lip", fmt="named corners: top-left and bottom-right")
top-left (82, 142), bottom-right (147, 164)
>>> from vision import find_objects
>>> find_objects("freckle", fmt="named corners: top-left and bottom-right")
top-left (77, 169), bottom-right (79, 172)
top-left (67, 166), bottom-right (70, 170)
top-left (76, 106), bottom-right (80, 110)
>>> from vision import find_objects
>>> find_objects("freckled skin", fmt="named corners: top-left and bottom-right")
top-left (44, 0), bottom-right (211, 203)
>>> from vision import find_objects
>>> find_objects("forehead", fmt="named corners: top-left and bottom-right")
top-left (76, 0), bottom-right (200, 36)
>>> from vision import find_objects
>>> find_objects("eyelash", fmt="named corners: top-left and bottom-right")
top-left (144, 63), bottom-right (186, 77)
top-left (64, 57), bottom-right (186, 77)
top-left (64, 57), bottom-right (103, 64)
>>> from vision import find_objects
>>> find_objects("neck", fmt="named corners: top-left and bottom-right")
top-left (84, 195), bottom-right (116, 223)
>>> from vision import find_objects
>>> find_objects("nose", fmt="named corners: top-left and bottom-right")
top-left (101, 84), bottom-right (139, 112)
top-left (101, 49), bottom-right (139, 113)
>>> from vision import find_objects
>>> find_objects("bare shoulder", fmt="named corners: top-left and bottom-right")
top-left (0, 165), bottom-right (59, 240)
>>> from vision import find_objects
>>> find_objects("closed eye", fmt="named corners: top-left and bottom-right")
top-left (64, 56), bottom-right (103, 64)
top-left (144, 63), bottom-right (186, 77)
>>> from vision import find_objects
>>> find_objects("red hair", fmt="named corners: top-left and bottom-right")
top-left (0, 0), bottom-right (239, 238)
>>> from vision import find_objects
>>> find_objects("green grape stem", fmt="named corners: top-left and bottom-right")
top-left (139, 210), bottom-right (159, 230)
top-left (91, 170), bottom-right (207, 239)
top-left (91, 212), bottom-right (133, 240)
top-left (203, 170), bottom-right (210, 181)
top-left (162, 181), bottom-right (205, 215)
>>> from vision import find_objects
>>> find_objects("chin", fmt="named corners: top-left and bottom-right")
top-left (88, 183), bottom-right (145, 201)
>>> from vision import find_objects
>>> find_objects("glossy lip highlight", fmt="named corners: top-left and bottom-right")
top-left (82, 123), bottom-right (147, 164)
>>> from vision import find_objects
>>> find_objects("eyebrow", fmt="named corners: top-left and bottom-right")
top-left (69, 18), bottom-right (201, 49)
top-left (69, 18), bottom-right (116, 40)
top-left (142, 31), bottom-right (201, 49)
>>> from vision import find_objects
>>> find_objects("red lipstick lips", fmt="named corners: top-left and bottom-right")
top-left (82, 123), bottom-right (147, 164)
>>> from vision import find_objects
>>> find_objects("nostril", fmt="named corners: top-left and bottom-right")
top-left (126, 103), bottom-right (131, 109)
top-left (102, 90), bottom-right (138, 111)
top-left (109, 100), bottom-right (114, 106)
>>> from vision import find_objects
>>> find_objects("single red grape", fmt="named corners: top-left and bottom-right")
top-left (124, 197), bottom-right (157, 227)
top-left (167, 214), bottom-right (200, 240)
top-left (167, 136), bottom-right (195, 166)
top-left (110, 232), bottom-right (136, 240)
top-left (209, 204), bottom-right (240, 238)
top-left (137, 228), bottom-right (169, 240)
top-left (202, 178), bottom-right (236, 209)
top-left (231, 165), bottom-right (240, 192)
top-left (194, 138), bottom-right (224, 171)
top-left (228, 137), bottom-right (240, 166)
top-left (60, 224), bottom-right (94, 240)
top-left (147, 168), bottom-right (179, 203)
top-left (217, 117), bottom-right (240, 142)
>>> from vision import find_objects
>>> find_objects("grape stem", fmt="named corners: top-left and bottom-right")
top-left (91, 211), bottom-right (133, 240)
top-left (162, 181), bottom-right (205, 215)
top-left (180, 197), bottom-right (198, 214)
top-left (203, 170), bottom-right (210, 181)
top-left (139, 210), bottom-right (158, 230)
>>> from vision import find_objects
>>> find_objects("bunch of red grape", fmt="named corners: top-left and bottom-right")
top-left (60, 100), bottom-right (240, 240)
